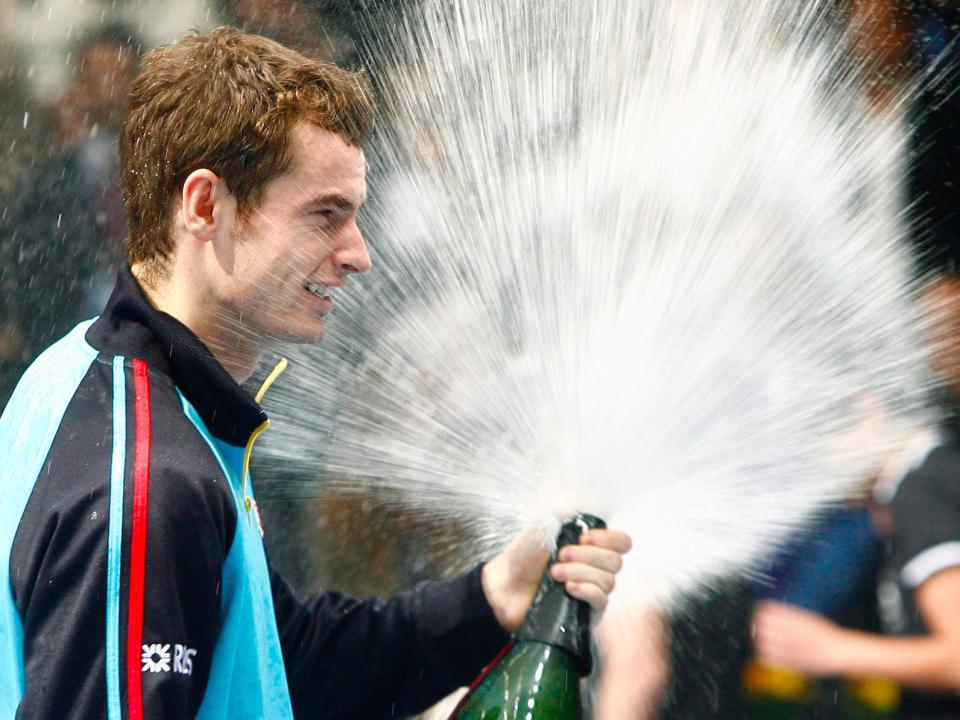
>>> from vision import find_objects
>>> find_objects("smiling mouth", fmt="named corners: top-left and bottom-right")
top-left (304, 282), bottom-right (334, 314)
top-left (305, 282), bottom-right (327, 297)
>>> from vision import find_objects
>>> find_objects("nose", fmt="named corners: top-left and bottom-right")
top-left (333, 222), bottom-right (372, 276)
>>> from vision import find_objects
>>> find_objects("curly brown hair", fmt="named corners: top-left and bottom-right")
top-left (119, 26), bottom-right (374, 283)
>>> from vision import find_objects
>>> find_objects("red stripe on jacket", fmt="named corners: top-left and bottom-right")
top-left (127, 359), bottom-right (152, 720)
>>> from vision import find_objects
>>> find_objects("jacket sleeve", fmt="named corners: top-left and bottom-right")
top-left (10, 361), bottom-right (236, 719)
top-left (272, 563), bottom-right (511, 719)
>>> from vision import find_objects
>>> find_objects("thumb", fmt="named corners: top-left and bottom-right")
top-left (483, 522), bottom-right (553, 632)
top-left (504, 522), bottom-right (553, 578)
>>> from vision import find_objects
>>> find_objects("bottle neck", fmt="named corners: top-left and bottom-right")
top-left (513, 514), bottom-right (606, 676)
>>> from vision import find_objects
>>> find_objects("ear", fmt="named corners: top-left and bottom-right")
top-left (180, 169), bottom-right (233, 241)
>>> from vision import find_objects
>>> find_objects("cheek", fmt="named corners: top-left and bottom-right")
top-left (244, 254), bottom-right (311, 314)
top-left (233, 241), bottom-right (291, 290)
top-left (231, 225), bottom-right (316, 296)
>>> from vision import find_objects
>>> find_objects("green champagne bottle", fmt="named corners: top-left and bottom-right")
top-left (449, 514), bottom-right (606, 720)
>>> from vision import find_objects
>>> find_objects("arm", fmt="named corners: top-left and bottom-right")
top-left (753, 567), bottom-right (960, 689)
top-left (273, 563), bottom-right (510, 719)
top-left (275, 523), bottom-right (632, 719)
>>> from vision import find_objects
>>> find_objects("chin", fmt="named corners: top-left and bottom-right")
top-left (267, 321), bottom-right (327, 345)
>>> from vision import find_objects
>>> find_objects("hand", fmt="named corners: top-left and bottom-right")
top-left (752, 601), bottom-right (844, 676)
top-left (482, 523), bottom-right (632, 633)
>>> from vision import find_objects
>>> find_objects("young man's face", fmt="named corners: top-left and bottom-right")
top-left (224, 122), bottom-right (371, 344)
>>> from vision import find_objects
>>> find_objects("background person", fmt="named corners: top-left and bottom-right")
top-left (753, 275), bottom-right (960, 720)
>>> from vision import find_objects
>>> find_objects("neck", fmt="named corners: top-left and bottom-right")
top-left (132, 265), bottom-right (262, 384)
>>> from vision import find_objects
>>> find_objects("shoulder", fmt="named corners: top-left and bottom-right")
top-left (893, 443), bottom-right (960, 513)
top-left (891, 442), bottom-right (960, 588)
top-left (919, 443), bottom-right (960, 485)
top-left (19, 356), bottom-right (238, 552)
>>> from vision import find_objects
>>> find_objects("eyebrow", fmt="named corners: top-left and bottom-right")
top-left (306, 194), bottom-right (361, 210)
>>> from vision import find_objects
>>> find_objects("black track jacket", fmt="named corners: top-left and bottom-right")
top-left (0, 267), bottom-right (508, 719)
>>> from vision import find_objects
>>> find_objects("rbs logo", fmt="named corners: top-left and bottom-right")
top-left (141, 643), bottom-right (196, 676)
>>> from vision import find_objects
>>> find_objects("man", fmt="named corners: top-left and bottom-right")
top-left (753, 277), bottom-right (960, 720)
top-left (0, 27), bottom-right (631, 718)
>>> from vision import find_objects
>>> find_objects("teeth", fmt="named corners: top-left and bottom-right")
top-left (305, 282), bottom-right (325, 296)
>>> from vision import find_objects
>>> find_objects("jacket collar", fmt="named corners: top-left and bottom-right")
top-left (86, 266), bottom-right (268, 446)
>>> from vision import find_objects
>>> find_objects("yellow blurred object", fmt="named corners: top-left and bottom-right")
top-left (844, 677), bottom-right (900, 712)
top-left (743, 661), bottom-right (815, 702)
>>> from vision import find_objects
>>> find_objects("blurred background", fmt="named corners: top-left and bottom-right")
top-left (2, 1), bottom-right (960, 718)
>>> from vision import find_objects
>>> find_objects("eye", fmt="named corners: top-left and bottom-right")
top-left (309, 209), bottom-right (340, 226)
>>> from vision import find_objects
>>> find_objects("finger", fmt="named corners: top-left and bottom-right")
top-left (558, 544), bottom-right (624, 574)
top-left (580, 529), bottom-right (632, 554)
top-left (551, 562), bottom-right (617, 594)
top-left (752, 615), bottom-right (784, 641)
top-left (757, 600), bottom-right (793, 618)
top-left (564, 580), bottom-right (609, 612)
top-left (752, 625), bottom-right (773, 649)
top-left (752, 610), bottom-right (771, 631)
top-left (753, 604), bottom-right (787, 627)
top-left (752, 626), bottom-right (781, 653)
